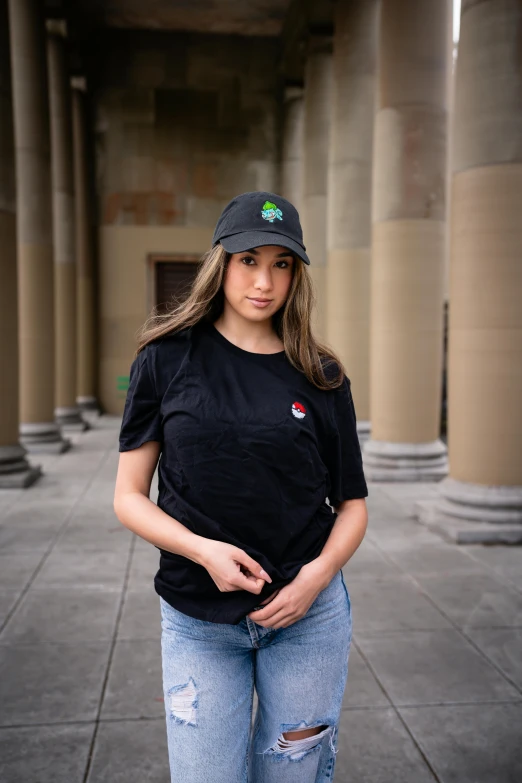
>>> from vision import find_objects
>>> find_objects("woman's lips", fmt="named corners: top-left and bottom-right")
top-left (248, 298), bottom-right (273, 308)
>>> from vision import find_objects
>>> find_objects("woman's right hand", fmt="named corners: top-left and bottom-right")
top-left (198, 539), bottom-right (272, 595)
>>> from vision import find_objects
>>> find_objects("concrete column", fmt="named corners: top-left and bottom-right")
top-left (326, 0), bottom-right (379, 444)
top-left (46, 21), bottom-right (88, 432)
top-left (8, 0), bottom-right (69, 453)
top-left (363, 0), bottom-right (449, 481)
top-left (302, 34), bottom-right (332, 341)
top-left (0, 0), bottom-right (41, 487)
top-left (280, 85), bottom-right (304, 215)
top-left (415, 0), bottom-right (522, 543)
top-left (71, 77), bottom-right (100, 417)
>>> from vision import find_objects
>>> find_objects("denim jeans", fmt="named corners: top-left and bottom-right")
top-left (159, 568), bottom-right (352, 782)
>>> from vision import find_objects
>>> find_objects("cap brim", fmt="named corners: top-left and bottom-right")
top-left (218, 231), bottom-right (310, 265)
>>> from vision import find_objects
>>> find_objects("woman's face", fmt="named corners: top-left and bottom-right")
top-left (222, 245), bottom-right (295, 322)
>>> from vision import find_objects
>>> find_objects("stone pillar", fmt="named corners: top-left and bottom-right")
top-left (302, 34), bottom-right (332, 341)
top-left (415, 0), bottom-right (522, 543)
top-left (363, 0), bottom-right (449, 481)
top-left (0, 0), bottom-right (41, 487)
top-left (280, 85), bottom-right (304, 215)
top-left (71, 77), bottom-right (100, 417)
top-left (46, 21), bottom-right (88, 432)
top-left (8, 0), bottom-right (69, 453)
top-left (326, 0), bottom-right (379, 444)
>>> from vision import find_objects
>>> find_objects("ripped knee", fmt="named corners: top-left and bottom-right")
top-left (262, 721), bottom-right (336, 762)
top-left (167, 676), bottom-right (198, 727)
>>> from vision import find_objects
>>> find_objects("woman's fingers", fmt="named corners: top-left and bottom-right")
top-left (235, 550), bottom-right (272, 583)
top-left (235, 570), bottom-right (265, 593)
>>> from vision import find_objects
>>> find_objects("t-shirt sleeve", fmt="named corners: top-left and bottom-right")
top-left (119, 345), bottom-right (162, 452)
top-left (326, 375), bottom-right (368, 508)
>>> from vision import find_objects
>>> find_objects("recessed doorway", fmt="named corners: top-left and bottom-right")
top-left (149, 254), bottom-right (200, 315)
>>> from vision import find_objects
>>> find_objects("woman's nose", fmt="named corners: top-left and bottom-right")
top-left (254, 269), bottom-right (273, 290)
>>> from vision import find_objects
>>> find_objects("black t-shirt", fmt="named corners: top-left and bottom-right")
top-left (118, 318), bottom-right (368, 624)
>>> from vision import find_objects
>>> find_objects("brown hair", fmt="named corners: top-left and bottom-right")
top-left (136, 244), bottom-right (347, 390)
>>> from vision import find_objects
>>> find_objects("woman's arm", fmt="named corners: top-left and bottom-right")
top-left (114, 441), bottom-right (210, 563)
top-left (307, 498), bottom-right (368, 589)
top-left (113, 441), bottom-right (271, 594)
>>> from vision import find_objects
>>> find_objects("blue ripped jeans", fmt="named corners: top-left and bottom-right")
top-left (159, 568), bottom-right (352, 783)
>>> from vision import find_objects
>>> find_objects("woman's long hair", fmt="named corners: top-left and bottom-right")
top-left (136, 244), bottom-right (347, 390)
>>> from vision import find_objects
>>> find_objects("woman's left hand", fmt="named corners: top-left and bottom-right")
top-left (246, 558), bottom-right (329, 629)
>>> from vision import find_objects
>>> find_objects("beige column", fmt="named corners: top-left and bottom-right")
top-left (363, 0), bottom-right (450, 480)
top-left (0, 0), bottom-right (41, 487)
top-left (280, 85), bottom-right (304, 215)
top-left (72, 78), bottom-right (100, 416)
top-left (326, 0), bottom-right (379, 444)
top-left (8, 0), bottom-right (69, 453)
top-left (47, 21), bottom-right (88, 432)
top-left (416, 0), bottom-right (522, 542)
top-left (302, 34), bottom-right (332, 341)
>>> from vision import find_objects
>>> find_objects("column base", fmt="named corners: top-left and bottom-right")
top-left (55, 406), bottom-right (91, 432)
top-left (0, 445), bottom-right (42, 488)
top-left (413, 478), bottom-right (522, 544)
top-left (76, 396), bottom-right (102, 420)
top-left (19, 422), bottom-right (71, 454)
top-left (357, 420), bottom-right (371, 445)
top-left (362, 438), bottom-right (448, 481)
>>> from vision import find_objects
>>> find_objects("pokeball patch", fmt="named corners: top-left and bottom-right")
top-left (292, 401), bottom-right (306, 419)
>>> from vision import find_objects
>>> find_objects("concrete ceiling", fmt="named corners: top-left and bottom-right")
top-left (70, 0), bottom-right (293, 37)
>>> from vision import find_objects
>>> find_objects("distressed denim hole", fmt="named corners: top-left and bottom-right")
top-left (168, 676), bottom-right (198, 727)
top-left (262, 722), bottom-right (333, 762)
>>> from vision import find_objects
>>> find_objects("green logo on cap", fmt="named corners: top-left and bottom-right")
top-left (261, 200), bottom-right (283, 223)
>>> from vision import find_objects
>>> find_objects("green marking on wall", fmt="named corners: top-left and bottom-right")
top-left (117, 375), bottom-right (129, 392)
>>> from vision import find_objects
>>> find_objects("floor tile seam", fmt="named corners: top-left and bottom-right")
top-left (415, 568), bottom-right (522, 600)
top-left (353, 623), bottom-right (522, 639)
top-left (20, 584), bottom-right (126, 592)
top-left (365, 537), bottom-right (522, 698)
top-left (368, 519), bottom-right (522, 598)
top-left (114, 634), bottom-right (160, 642)
top-left (0, 447), bottom-right (117, 640)
top-left (81, 533), bottom-right (138, 783)
top-left (0, 716), bottom-right (166, 732)
top-left (351, 637), bottom-right (442, 783)
top-left (395, 698), bottom-right (522, 709)
top-left (341, 698), bottom-right (522, 712)
top-left (460, 552), bottom-right (522, 598)
top-left (0, 640), bottom-right (115, 649)
top-left (340, 705), bottom-right (408, 713)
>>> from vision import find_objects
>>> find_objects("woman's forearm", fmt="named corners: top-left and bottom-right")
top-left (114, 492), bottom-right (209, 565)
top-left (314, 499), bottom-right (368, 586)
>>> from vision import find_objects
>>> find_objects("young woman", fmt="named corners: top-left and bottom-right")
top-left (114, 191), bottom-right (368, 783)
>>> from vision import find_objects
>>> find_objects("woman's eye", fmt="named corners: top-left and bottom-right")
top-left (240, 256), bottom-right (255, 265)
top-left (276, 260), bottom-right (290, 268)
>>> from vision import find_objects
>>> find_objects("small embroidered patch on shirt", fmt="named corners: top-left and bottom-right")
top-left (261, 200), bottom-right (283, 222)
top-left (292, 401), bottom-right (306, 419)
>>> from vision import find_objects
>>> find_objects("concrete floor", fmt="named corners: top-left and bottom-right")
top-left (0, 416), bottom-right (521, 782)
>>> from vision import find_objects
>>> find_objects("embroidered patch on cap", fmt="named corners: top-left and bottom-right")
top-left (261, 200), bottom-right (283, 223)
top-left (291, 401), bottom-right (306, 419)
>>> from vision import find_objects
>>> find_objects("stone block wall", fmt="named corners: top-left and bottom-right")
top-left (93, 29), bottom-right (281, 229)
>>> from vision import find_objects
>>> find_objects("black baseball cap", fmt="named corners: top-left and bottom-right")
top-left (212, 191), bottom-right (310, 265)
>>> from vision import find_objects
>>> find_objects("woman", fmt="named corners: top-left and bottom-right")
top-left (114, 190), bottom-right (368, 783)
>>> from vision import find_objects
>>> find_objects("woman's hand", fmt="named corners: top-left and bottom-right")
top-left (246, 558), bottom-right (328, 629)
top-left (198, 539), bottom-right (272, 595)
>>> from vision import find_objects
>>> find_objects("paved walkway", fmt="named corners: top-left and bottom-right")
top-left (0, 416), bottom-right (521, 782)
